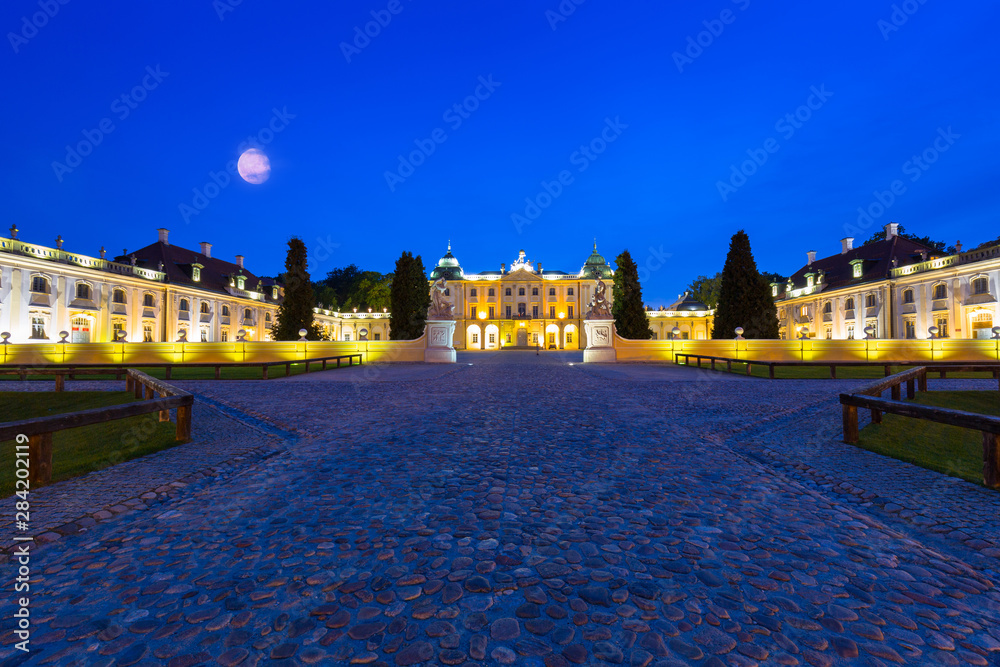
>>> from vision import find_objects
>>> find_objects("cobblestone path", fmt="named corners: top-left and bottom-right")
top-left (2, 353), bottom-right (999, 666)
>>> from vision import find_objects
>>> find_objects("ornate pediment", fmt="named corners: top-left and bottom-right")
top-left (502, 268), bottom-right (538, 281)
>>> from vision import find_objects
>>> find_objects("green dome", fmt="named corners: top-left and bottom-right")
top-left (429, 241), bottom-right (464, 280)
top-left (581, 241), bottom-right (613, 279)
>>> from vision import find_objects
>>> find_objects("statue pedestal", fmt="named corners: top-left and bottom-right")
top-left (583, 319), bottom-right (616, 363)
top-left (424, 320), bottom-right (456, 363)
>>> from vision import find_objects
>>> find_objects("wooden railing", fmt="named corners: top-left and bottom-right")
top-left (839, 366), bottom-right (1000, 488)
top-left (0, 370), bottom-right (193, 485)
top-left (675, 353), bottom-right (1000, 381)
top-left (0, 354), bottom-right (362, 382)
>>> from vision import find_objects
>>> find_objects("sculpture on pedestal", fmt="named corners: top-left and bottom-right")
top-left (586, 278), bottom-right (612, 319)
top-left (428, 278), bottom-right (455, 320)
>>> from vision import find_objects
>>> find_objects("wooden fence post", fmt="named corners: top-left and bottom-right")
top-left (918, 369), bottom-right (928, 392)
top-left (28, 433), bottom-right (53, 485)
top-left (159, 392), bottom-right (170, 422)
top-left (176, 404), bottom-right (192, 441)
top-left (54, 374), bottom-right (65, 392)
top-left (842, 404), bottom-right (859, 444)
top-left (871, 408), bottom-right (882, 424)
top-left (891, 384), bottom-right (901, 400)
top-left (984, 432), bottom-right (1000, 488)
top-left (907, 379), bottom-right (915, 399)
top-left (262, 365), bottom-right (269, 380)
top-left (144, 385), bottom-right (154, 401)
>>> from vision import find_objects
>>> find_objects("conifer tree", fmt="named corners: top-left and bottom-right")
top-left (712, 230), bottom-right (780, 339)
top-left (272, 237), bottom-right (324, 340)
top-left (611, 250), bottom-right (652, 339)
top-left (389, 251), bottom-right (430, 340)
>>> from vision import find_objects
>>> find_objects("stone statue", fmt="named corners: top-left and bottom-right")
top-left (586, 278), bottom-right (612, 319)
top-left (428, 278), bottom-right (455, 320)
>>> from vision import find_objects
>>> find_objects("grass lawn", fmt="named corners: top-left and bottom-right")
top-left (679, 362), bottom-right (996, 380)
top-left (856, 391), bottom-right (1000, 485)
top-left (0, 392), bottom-right (180, 496)
top-left (0, 361), bottom-right (352, 382)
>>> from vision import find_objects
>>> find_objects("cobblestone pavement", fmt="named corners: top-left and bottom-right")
top-left (3, 353), bottom-right (1000, 666)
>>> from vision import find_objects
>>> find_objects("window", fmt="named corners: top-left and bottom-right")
top-left (470, 288), bottom-right (478, 297)
top-left (488, 306), bottom-right (495, 319)
top-left (505, 288), bottom-right (512, 296)
top-left (936, 317), bottom-right (949, 338)
top-left (567, 288), bottom-right (574, 296)
top-left (222, 305), bottom-right (230, 317)
top-left (549, 287), bottom-right (556, 296)
top-left (472, 333), bottom-right (479, 344)
top-left (845, 297), bottom-right (855, 311)
top-left (344, 333), bottom-right (351, 341)
top-left (143, 323), bottom-right (154, 342)
top-left (531, 333), bottom-right (538, 345)
top-left (549, 306), bottom-right (556, 318)
top-left (373, 333), bottom-right (381, 341)
top-left (846, 324), bottom-right (855, 339)
top-left (30, 276), bottom-right (49, 293)
top-left (853, 263), bottom-right (863, 278)
top-left (865, 294), bottom-right (876, 308)
top-left (265, 312), bottom-right (272, 322)
top-left (825, 327), bottom-right (832, 340)
top-left (548, 333), bottom-right (555, 345)
top-left (505, 333), bottom-right (511, 343)
top-left (143, 294), bottom-right (155, 307)
top-left (532, 305), bottom-right (538, 318)
top-left (866, 320), bottom-right (878, 338)
top-left (904, 319), bottom-right (916, 339)
top-left (71, 316), bottom-right (91, 343)
top-left (470, 306), bottom-right (477, 318)
top-left (30, 315), bottom-right (46, 339)
top-left (488, 288), bottom-right (495, 297)
top-left (244, 308), bottom-right (252, 320)
top-left (973, 277), bottom-right (989, 295)
top-left (933, 284), bottom-right (947, 300)
top-left (505, 306), bottom-right (511, 318)
top-left (807, 275), bottom-right (814, 287)
top-left (179, 299), bottom-right (190, 311)
top-left (518, 288), bottom-right (525, 296)
top-left (823, 302), bottom-right (832, 314)
top-left (532, 287), bottom-right (538, 296)
top-left (490, 333), bottom-right (496, 344)
top-left (112, 320), bottom-right (125, 337)
top-left (221, 328), bottom-right (228, 342)
top-left (76, 282), bottom-right (91, 299)
top-left (800, 305), bottom-right (808, 317)
top-left (566, 332), bottom-right (573, 344)
top-left (200, 328), bottom-right (208, 342)
top-left (200, 302), bottom-right (209, 314)
top-left (517, 303), bottom-right (526, 316)
top-left (568, 306), bottom-right (574, 318)
top-left (113, 289), bottom-right (126, 304)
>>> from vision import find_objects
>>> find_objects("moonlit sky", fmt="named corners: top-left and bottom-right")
top-left (3, 1), bottom-right (998, 305)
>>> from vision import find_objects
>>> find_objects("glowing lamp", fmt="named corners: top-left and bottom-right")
top-left (734, 327), bottom-right (744, 340)
top-left (116, 330), bottom-right (127, 342)
top-left (671, 327), bottom-right (681, 337)
top-left (928, 326), bottom-right (939, 339)
top-left (993, 327), bottom-right (1000, 340)
top-left (298, 328), bottom-right (308, 341)
top-left (478, 312), bottom-right (487, 320)
top-left (558, 312), bottom-right (566, 319)
top-left (177, 329), bottom-right (187, 342)
top-left (0, 332), bottom-right (10, 345)
top-left (863, 326), bottom-right (875, 339)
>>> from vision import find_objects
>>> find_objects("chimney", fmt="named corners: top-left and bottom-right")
top-left (806, 251), bottom-right (817, 266)
top-left (884, 222), bottom-right (899, 241)
top-left (158, 228), bottom-right (170, 245)
top-left (200, 242), bottom-right (212, 258)
top-left (235, 254), bottom-right (244, 269)
top-left (841, 237), bottom-right (854, 254)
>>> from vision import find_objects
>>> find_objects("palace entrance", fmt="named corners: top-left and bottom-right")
top-left (516, 328), bottom-right (528, 347)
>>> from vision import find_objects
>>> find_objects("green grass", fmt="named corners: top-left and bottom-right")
top-left (855, 391), bottom-right (1000, 485)
top-left (0, 392), bottom-right (180, 496)
top-left (0, 361), bottom-right (352, 382)
top-left (679, 362), bottom-right (996, 380)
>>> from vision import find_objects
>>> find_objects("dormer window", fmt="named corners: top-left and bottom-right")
top-left (192, 263), bottom-right (203, 282)
top-left (851, 260), bottom-right (863, 278)
top-left (237, 275), bottom-right (246, 290)
top-left (806, 274), bottom-right (815, 288)
top-left (272, 286), bottom-right (279, 300)
top-left (772, 284), bottom-right (778, 297)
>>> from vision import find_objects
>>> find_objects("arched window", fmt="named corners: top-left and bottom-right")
top-left (470, 288), bottom-right (477, 297)
top-left (143, 293), bottom-right (155, 307)
top-left (972, 276), bottom-right (989, 295)
top-left (532, 287), bottom-right (538, 296)
top-left (549, 287), bottom-right (556, 296)
top-left (113, 289), bottom-right (126, 304)
top-left (567, 288), bottom-right (574, 296)
top-left (30, 275), bottom-right (49, 293)
top-left (865, 294), bottom-right (876, 308)
top-left (179, 298), bottom-right (190, 311)
top-left (488, 288), bottom-right (495, 297)
top-left (200, 302), bottom-right (209, 314)
top-left (823, 302), bottom-right (832, 314)
top-left (902, 289), bottom-right (914, 304)
top-left (505, 288), bottom-right (512, 296)
top-left (518, 288), bottom-right (525, 296)
top-left (76, 282), bottom-right (91, 299)
top-left (222, 305), bottom-right (230, 317)
top-left (845, 297), bottom-right (855, 311)
top-left (933, 283), bottom-right (947, 300)
top-left (244, 308), bottom-right (252, 320)
top-left (265, 312), bottom-right (272, 322)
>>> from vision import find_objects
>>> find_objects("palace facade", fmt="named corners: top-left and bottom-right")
top-left (775, 223), bottom-right (999, 340)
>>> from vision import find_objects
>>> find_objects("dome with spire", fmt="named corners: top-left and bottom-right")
top-left (429, 241), bottom-right (464, 280)
top-left (580, 241), bottom-right (613, 279)
top-left (668, 291), bottom-right (710, 312)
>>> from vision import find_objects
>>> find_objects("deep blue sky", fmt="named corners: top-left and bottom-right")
top-left (4, 1), bottom-right (998, 305)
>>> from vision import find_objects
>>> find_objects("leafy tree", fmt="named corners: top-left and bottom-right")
top-left (712, 230), bottom-right (780, 339)
top-left (759, 271), bottom-right (786, 286)
top-left (971, 235), bottom-right (1000, 251)
top-left (314, 265), bottom-right (392, 312)
top-left (272, 237), bottom-right (324, 341)
top-left (687, 273), bottom-right (722, 309)
top-left (611, 250), bottom-right (652, 339)
top-left (861, 224), bottom-right (955, 254)
top-left (389, 252), bottom-right (430, 340)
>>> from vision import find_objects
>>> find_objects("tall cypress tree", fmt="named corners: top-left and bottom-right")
top-left (273, 237), bottom-right (323, 340)
top-left (612, 250), bottom-right (652, 339)
top-left (389, 251), bottom-right (430, 340)
top-left (712, 231), bottom-right (780, 339)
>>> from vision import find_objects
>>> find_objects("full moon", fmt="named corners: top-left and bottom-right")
top-left (237, 148), bottom-right (271, 184)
